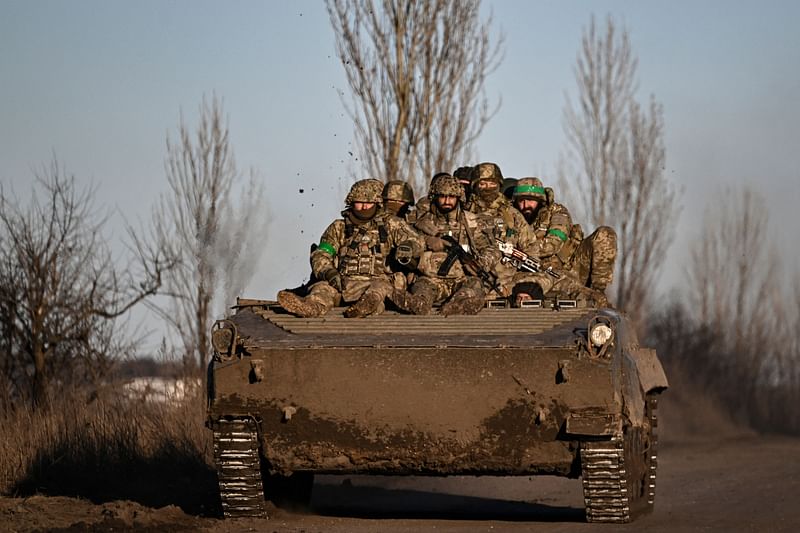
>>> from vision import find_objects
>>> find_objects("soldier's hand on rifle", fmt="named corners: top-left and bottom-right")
top-left (425, 235), bottom-right (447, 252)
top-left (323, 268), bottom-right (342, 291)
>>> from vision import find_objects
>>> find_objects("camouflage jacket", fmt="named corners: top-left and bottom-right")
top-left (311, 210), bottom-right (424, 280)
top-left (413, 204), bottom-right (500, 280)
top-left (469, 192), bottom-right (540, 294)
top-left (528, 202), bottom-right (582, 268)
top-left (469, 192), bottom-right (537, 253)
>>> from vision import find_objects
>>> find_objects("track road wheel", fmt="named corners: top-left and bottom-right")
top-left (580, 395), bottom-right (658, 523)
top-left (212, 418), bottom-right (268, 518)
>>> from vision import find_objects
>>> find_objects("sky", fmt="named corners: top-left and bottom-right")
top-left (1, 1), bottom-right (799, 345)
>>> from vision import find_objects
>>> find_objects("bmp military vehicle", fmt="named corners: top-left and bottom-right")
top-left (207, 298), bottom-right (667, 523)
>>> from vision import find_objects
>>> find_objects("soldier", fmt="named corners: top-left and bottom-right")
top-left (453, 165), bottom-right (475, 207)
top-left (390, 174), bottom-right (500, 316)
top-left (381, 180), bottom-right (416, 221)
top-left (513, 177), bottom-right (617, 299)
top-left (467, 162), bottom-right (540, 299)
top-left (412, 171), bottom-right (450, 219)
top-left (277, 179), bottom-right (424, 318)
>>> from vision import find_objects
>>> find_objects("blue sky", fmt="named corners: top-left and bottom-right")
top-left (2, 1), bottom-right (799, 331)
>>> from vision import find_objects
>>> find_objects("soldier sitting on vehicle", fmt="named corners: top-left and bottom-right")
top-left (381, 180), bottom-right (416, 222)
top-left (513, 177), bottom-right (617, 304)
top-left (452, 165), bottom-right (475, 209)
top-left (278, 179), bottom-right (424, 318)
top-left (413, 172), bottom-right (451, 217)
top-left (389, 174), bottom-right (500, 316)
top-left (466, 162), bottom-right (545, 300)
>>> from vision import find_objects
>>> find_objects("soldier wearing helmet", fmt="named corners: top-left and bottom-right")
top-left (453, 165), bottom-right (475, 207)
top-left (513, 177), bottom-right (617, 302)
top-left (278, 178), bottom-right (424, 318)
top-left (388, 174), bottom-right (500, 316)
top-left (382, 180), bottom-right (416, 221)
top-left (466, 163), bottom-right (538, 299)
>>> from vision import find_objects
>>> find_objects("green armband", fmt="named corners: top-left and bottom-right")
top-left (547, 228), bottom-right (568, 242)
top-left (318, 241), bottom-right (336, 256)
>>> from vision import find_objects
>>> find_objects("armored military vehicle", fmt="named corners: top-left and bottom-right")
top-left (207, 298), bottom-right (667, 523)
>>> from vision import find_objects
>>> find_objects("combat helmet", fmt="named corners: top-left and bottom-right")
top-left (453, 166), bottom-right (475, 184)
top-left (471, 162), bottom-right (504, 189)
top-left (382, 180), bottom-right (415, 206)
top-left (429, 173), bottom-right (465, 202)
top-left (513, 177), bottom-right (547, 202)
top-left (345, 178), bottom-right (384, 205)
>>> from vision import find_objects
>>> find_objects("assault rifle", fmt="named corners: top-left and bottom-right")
top-left (439, 235), bottom-right (500, 291)
top-left (496, 239), bottom-right (561, 279)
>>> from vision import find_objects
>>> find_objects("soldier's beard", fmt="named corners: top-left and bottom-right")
top-left (435, 202), bottom-right (457, 214)
top-left (519, 206), bottom-right (538, 224)
top-left (351, 205), bottom-right (378, 221)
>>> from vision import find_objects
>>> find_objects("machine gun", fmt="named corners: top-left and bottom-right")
top-left (438, 235), bottom-right (500, 291)
top-left (496, 239), bottom-right (562, 279)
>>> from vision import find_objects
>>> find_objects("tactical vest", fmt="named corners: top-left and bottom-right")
top-left (338, 217), bottom-right (390, 277)
top-left (472, 196), bottom-right (518, 241)
top-left (415, 209), bottom-right (476, 280)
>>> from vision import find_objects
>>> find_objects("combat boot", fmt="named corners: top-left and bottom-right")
top-left (344, 291), bottom-right (384, 318)
top-left (389, 289), bottom-right (432, 315)
top-left (441, 295), bottom-right (484, 316)
top-left (277, 290), bottom-right (327, 318)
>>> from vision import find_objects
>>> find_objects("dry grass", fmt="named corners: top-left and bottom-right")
top-left (0, 385), bottom-right (219, 515)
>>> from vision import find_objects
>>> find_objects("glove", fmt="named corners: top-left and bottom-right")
top-left (425, 235), bottom-right (447, 252)
top-left (323, 268), bottom-right (342, 291)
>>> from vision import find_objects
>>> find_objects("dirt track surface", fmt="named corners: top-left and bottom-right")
top-left (2, 433), bottom-right (799, 532)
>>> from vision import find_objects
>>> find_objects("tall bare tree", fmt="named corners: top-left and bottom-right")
top-left (327, 0), bottom-right (503, 192)
top-left (688, 187), bottom-right (782, 387)
top-left (0, 160), bottom-right (169, 407)
top-left (562, 15), bottom-right (679, 312)
top-left (149, 96), bottom-right (268, 373)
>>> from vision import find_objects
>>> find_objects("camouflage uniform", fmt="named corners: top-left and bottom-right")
top-left (467, 162), bottom-right (540, 297)
top-left (278, 179), bottom-right (423, 318)
top-left (391, 174), bottom-right (500, 316)
top-left (513, 177), bottom-right (617, 301)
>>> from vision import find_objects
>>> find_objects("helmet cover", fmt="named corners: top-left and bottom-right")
top-left (382, 180), bottom-right (415, 205)
top-left (345, 178), bottom-right (384, 205)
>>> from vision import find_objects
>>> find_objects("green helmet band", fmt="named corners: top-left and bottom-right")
top-left (515, 184), bottom-right (545, 195)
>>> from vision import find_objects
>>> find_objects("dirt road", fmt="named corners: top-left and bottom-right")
top-left (3, 433), bottom-right (798, 532)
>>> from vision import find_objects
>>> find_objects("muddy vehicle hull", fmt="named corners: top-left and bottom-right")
top-left (207, 302), bottom-right (667, 522)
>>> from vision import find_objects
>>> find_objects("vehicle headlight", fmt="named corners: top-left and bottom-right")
top-left (590, 324), bottom-right (613, 347)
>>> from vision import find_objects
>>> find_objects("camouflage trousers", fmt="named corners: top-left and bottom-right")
top-left (410, 276), bottom-right (486, 306)
top-left (568, 226), bottom-right (617, 291)
top-left (306, 276), bottom-right (394, 314)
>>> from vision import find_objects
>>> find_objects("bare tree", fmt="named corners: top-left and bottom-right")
top-left (0, 159), bottom-right (169, 407)
top-left (149, 96), bottom-right (268, 374)
top-left (561, 15), bottom-right (680, 312)
top-left (327, 0), bottom-right (503, 192)
top-left (682, 186), bottom-right (800, 431)
top-left (688, 187), bottom-right (782, 389)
